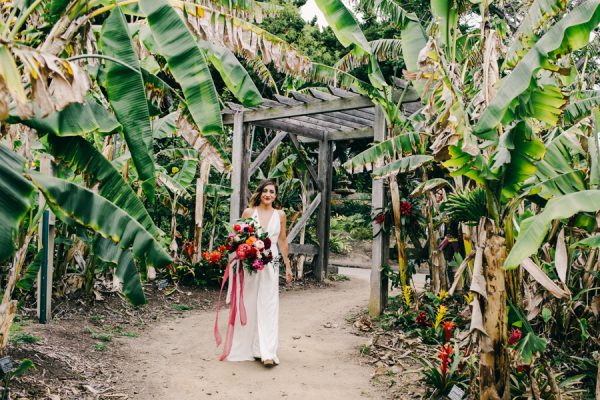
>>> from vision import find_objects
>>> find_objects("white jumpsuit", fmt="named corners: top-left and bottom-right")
top-left (226, 208), bottom-right (280, 363)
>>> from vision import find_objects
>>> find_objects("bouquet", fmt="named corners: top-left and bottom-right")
top-left (225, 219), bottom-right (274, 273)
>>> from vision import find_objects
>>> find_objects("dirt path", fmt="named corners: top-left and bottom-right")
top-left (118, 268), bottom-right (380, 400)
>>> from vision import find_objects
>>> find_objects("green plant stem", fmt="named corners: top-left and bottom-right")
top-left (9, 0), bottom-right (45, 40)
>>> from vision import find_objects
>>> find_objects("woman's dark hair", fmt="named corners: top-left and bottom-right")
top-left (249, 179), bottom-right (281, 208)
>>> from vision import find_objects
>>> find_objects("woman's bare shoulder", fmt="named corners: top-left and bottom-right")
top-left (277, 209), bottom-right (286, 219)
top-left (241, 207), bottom-right (254, 218)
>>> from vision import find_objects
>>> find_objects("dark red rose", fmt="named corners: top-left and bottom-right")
top-left (375, 212), bottom-right (385, 225)
top-left (263, 238), bottom-right (271, 249)
top-left (247, 225), bottom-right (254, 233)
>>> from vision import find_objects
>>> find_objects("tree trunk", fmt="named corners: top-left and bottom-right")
top-left (193, 162), bottom-right (210, 263)
top-left (389, 178), bottom-right (408, 287)
top-left (479, 233), bottom-right (510, 400)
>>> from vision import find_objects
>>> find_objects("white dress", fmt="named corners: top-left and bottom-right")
top-left (226, 208), bottom-right (281, 363)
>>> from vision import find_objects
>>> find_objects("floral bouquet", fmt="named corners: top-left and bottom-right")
top-left (225, 219), bottom-right (274, 273)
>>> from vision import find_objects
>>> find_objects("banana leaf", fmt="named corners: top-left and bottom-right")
top-left (93, 236), bottom-right (146, 306)
top-left (0, 145), bottom-right (36, 263)
top-left (410, 178), bottom-right (450, 197)
top-left (400, 14), bottom-right (427, 96)
top-left (563, 90), bottom-right (600, 125)
top-left (15, 100), bottom-right (120, 136)
top-left (140, 0), bottom-right (224, 149)
top-left (26, 172), bottom-right (171, 268)
top-left (344, 132), bottom-right (421, 173)
top-left (373, 155), bottom-right (433, 179)
top-left (474, 0), bottom-right (600, 138)
top-left (533, 130), bottom-right (587, 198)
top-left (431, 0), bottom-right (458, 50)
top-left (153, 111), bottom-right (178, 139)
top-left (198, 41), bottom-right (263, 107)
top-left (101, 7), bottom-right (155, 201)
top-left (314, 0), bottom-right (371, 51)
top-left (43, 134), bottom-right (162, 238)
top-left (504, 190), bottom-right (600, 269)
top-left (504, 0), bottom-right (567, 69)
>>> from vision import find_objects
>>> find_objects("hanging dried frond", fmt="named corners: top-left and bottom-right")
top-left (178, 0), bottom-right (282, 24)
top-left (0, 44), bottom-right (89, 120)
top-left (176, 111), bottom-right (227, 172)
top-left (307, 63), bottom-right (365, 89)
top-left (335, 39), bottom-right (404, 72)
top-left (181, 4), bottom-right (312, 78)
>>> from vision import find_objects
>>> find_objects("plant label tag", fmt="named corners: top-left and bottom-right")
top-left (447, 385), bottom-right (465, 400)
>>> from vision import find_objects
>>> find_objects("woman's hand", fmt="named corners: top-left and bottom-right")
top-left (284, 258), bottom-right (293, 283)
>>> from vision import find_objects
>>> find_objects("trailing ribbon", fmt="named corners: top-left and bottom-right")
top-left (214, 258), bottom-right (247, 361)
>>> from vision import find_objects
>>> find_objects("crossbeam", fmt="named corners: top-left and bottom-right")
top-left (252, 120), bottom-right (325, 140)
top-left (249, 131), bottom-right (287, 176)
top-left (287, 193), bottom-right (322, 243)
top-left (288, 133), bottom-right (321, 191)
top-left (223, 95), bottom-right (373, 124)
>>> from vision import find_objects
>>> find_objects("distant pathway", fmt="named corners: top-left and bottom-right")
top-left (118, 268), bottom-right (382, 400)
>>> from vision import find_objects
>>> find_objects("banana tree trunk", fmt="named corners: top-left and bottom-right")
top-left (480, 231), bottom-right (510, 400)
top-left (193, 161), bottom-right (210, 263)
top-left (389, 177), bottom-right (408, 288)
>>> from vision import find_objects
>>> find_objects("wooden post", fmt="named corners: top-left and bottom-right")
top-left (37, 156), bottom-right (55, 323)
top-left (240, 124), bottom-right (252, 208)
top-left (369, 106), bottom-right (387, 317)
top-left (230, 112), bottom-right (245, 223)
top-left (316, 139), bottom-right (332, 281)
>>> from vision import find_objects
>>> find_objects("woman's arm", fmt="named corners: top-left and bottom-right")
top-left (278, 210), bottom-right (293, 283)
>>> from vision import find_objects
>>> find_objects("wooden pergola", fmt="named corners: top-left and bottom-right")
top-left (223, 86), bottom-right (418, 315)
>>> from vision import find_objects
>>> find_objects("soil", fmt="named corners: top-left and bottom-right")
top-left (6, 260), bottom-right (423, 399)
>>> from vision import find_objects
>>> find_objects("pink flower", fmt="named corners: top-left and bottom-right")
top-left (252, 259), bottom-right (265, 271)
top-left (236, 244), bottom-right (251, 259)
top-left (254, 240), bottom-right (265, 250)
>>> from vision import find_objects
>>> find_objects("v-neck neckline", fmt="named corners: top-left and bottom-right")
top-left (255, 208), bottom-right (275, 233)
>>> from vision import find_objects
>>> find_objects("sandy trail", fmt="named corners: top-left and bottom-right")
top-left (118, 268), bottom-right (379, 400)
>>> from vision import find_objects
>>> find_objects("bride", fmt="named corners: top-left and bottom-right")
top-left (225, 179), bottom-right (293, 367)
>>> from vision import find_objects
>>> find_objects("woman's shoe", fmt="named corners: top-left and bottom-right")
top-left (262, 359), bottom-right (275, 367)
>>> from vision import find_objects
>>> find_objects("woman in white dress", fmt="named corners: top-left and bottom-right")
top-left (226, 179), bottom-right (293, 367)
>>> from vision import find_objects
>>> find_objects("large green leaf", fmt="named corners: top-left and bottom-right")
top-left (100, 7), bottom-right (155, 201)
top-left (504, 190), bottom-right (600, 269)
top-left (533, 130), bottom-right (587, 198)
top-left (0, 145), bottom-right (36, 263)
top-left (16, 248), bottom-right (42, 291)
top-left (140, 0), bottom-right (224, 141)
top-left (431, 0), bottom-right (458, 50)
top-left (15, 100), bottom-right (120, 136)
top-left (474, 0), bottom-right (600, 138)
top-left (344, 132), bottom-right (421, 173)
top-left (93, 236), bottom-right (146, 306)
top-left (373, 155), bottom-right (433, 179)
top-left (198, 41), bottom-right (263, 107)
top-left (504, 0), bottom-right (567, 69)
top-left (314, 0), bottom-right (371, 51)
top-left (43, 134), bottom-right (162, 238)
top-left (563, 90), bottom-right (600, 125)
top-left (491, 122), bottom-right (546, 201)
top-left (26, 172), bottom-right (171, 268)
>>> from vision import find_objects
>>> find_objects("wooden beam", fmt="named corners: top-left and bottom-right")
top-left (229, 112), bottom-right (244, 223)
top-left (288, 133), bottom-right (321, 190)
top-left (289, 243), bottom-right (319, 255)
top-left (369, 106), bottom-right (388, 317)
top-left (315, 140), bottom-right (333, 281)
top-left (37, 156), bottom-right (55, 323)
top-left (222, 95), bottom-right (373, 124)
top-left (252, 119), bottom-right (325, 140)
top-left (287, 193), bottom-right (322, 243)
top-left (328, 127), bottom-right (374, 141)
top-left (249, 131), bottom-right (287, 176)
top-left (241, 123), bottom-right (252, 210)
top-left (290, 91), bottom-right (369, 129)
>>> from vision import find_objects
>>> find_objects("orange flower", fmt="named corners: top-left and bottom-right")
top-left (246, 236), bottom-right (256, 245)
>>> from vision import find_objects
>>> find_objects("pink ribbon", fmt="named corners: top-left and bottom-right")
top-left (214, 258), bottom-right (247, 361)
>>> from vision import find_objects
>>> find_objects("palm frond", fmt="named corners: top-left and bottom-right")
top-left (335, 39), bottom-right (404, 71)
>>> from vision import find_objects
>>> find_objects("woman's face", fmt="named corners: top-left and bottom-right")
top-left (260, 184), bottom-right (277, 206)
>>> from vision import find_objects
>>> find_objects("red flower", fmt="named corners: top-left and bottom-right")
top-left (233, 224), bottom-right (241, 232)
top-left (218, 245), bottom-right (226, 253)
top-left (236, 244), bottom-right (251, 259)
top-left (183, 241), bottom-right (195, 260)
top-left (225, 243), bottom-right (232, 251)
top-left (400, 200), bottom-right (412, 216)
top-left (209, 251), bottom-right (222, 264)
top-left (416, 311), bottom-right (430, 327)
top-left (443, 321), bottom-right (456, 342)
top-left (263, 238), bottom-right (272, 250)
top-left (437, 344), bottom-right (453, 379)
top-left (246, 247), bottom-right (259, 261)
top-left (509, 328), bottom-right (522, 345)
top-left (375, 212), bottom-right (385, 225)
top-left (247, 225), bottom-right (254, 233)
top-left (516, 364), bottom-right (531, 374)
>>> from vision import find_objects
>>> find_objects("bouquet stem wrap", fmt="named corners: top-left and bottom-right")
top-left (214, 258), bottom-right (247, 361)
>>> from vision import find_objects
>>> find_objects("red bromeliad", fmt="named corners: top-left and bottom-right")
top-left (438, 344), bottom-right (453, 382)
top-left (443, 321), bottom-right (455, 342)
top-left (509, 328), bottom-right (522, 345)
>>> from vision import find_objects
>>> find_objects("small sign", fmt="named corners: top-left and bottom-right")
top-left (0, 356), bottom-right (14, 375)
top-left (447, 385), bottom-right (465, 400)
